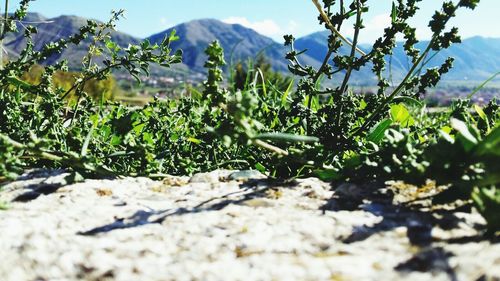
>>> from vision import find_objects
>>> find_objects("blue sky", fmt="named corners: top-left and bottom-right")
top-left (22, 0), bottom-right (500, 43)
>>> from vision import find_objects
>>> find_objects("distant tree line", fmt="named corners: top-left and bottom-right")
top-left (22, 65), bottom-right (118, 101)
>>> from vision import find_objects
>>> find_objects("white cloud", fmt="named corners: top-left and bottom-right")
top-left (159, 17), bottom-right (171, 29)
top-left (287, 20), bottom-right (299, 33)
top-left (367, 13), bottom-right (392, 32)
top-left (415, 27), bottom-right (433, 41)
top-left (222, 17), bottom-right (282, 37)
top-left (354, 13), bottom-right (434, 42)
top-left (358, 13), bottom-right (392, 42)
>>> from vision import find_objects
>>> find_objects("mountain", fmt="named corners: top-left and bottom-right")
top-left (294, 31), bottom-right (500, 83)
top-left (148, 18), bottom-right (305, 73)
top-left (4, 13), bottom-right (141, 69)
top-left (3, 14), bottom-right (499, 85)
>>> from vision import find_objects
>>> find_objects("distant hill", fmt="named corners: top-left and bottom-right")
top-left (147, 18), bottom-right (318, 73)
top-left (4, 13), bottom-right (141, 69)
top-left (3, 14), bottom-right (499, 85)
top-left (295, 31), bottom-right (500, 83)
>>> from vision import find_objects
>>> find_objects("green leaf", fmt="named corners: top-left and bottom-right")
top-left (451, 118), bottom-right (478, 145)
top-left (391, 2), bottom-right (398, 23)
top-left (474, 104), bottom-right (487, 120)
top-left (476, 125), bottom-right (500, 157)
top-left (438, 129), bottom-right (455, 143)
top-left (314, 168), bottom-right (341, 181)
top-left (472, 186), bottom-right (500, 233)
top-left (168, 29), bottom-right (180, 42)
top-left (187, 137), bottom-right (202, 144)
top-left (0, 201), bottom-right (9, 211)
top-left (367, 119), bottom-right (393, 144)
top-left (281, 79), bottom-right (294, 106)
top-left (390, 103), bottom-right (415, 127)
top-left (468, 71), bottom-right (500, 99)
top-left (7, 76), bottom-right (36, 92)
top-left (392, 96), bottom-right (423, 108)
top-left (255, 163), bottom-right (266, 173)
top-left (80, 126), bottom-right (94, 157)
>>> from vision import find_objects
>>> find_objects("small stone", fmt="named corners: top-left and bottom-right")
top-left (189, 170), bottom-right (233, 183)
top-left (240, 198), bottom-right (275, 208)
top-left (161, 176), bottom-right (188, 187)
top-left (334, 183), bottom-right (365, 201)
top-left (227, 170), bottom-right (266, 182)
top-left (95, 188), bottom-right (113, 197)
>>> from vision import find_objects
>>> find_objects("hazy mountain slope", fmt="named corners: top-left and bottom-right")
top-left (295, 31), bottom-right (500, 83)
top-left (3, 14), bottom-right (498, 84)
top-left (147, 19), bottom-right (319, 73)
top-left (4, 13), bottom-right (141, 69)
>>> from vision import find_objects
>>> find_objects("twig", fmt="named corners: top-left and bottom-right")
top-left (0, 0), bottom-right (9, 69)
top-left (311, 0), bottom-right (366, 56)
top-left (253, 139), bottom-right (289, 156)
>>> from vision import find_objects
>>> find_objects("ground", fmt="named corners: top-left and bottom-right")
top-left (0, 170), bottom-right (498, 281)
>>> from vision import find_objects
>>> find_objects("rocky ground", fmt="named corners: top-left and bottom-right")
top-left (0, 170), bottom-right (498, 281)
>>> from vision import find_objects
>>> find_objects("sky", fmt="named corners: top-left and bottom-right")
top-left (18, 0), bottom-right (500, 43)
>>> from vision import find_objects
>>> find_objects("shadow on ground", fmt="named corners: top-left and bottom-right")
top-left (78, 178), bottom-right (291, 236)
top-left (9, 171), bottom-right (494, 279)
top-left (321, 181), bottom-right (495, 280)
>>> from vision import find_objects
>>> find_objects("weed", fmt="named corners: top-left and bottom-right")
top-left (0, 0), bottom-right (498, 233)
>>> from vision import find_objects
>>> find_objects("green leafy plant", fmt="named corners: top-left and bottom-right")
top-left (0, 0), bottom-right (498, 234)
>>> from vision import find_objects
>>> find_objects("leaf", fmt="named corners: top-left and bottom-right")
top-left (451, 118), bottom-right (478, 145)
top-left (0, 201), bottom-right (9, 211)
top-left (254, 133), bottom-right (319, 143)
top-left (6, 76), bottom-right (35, 91)
top-left (80, 126), bottom-right (94, 157)
top-left (187, 137), bottom-right (202, 144)
top-left (471, 186), bottom-right (500, 232)
top-left (468, 71), bottom-right (500, 99)
top-left (474, 104), bottom-right (487, 120)
top-left (476, 125), bottom-right (500, 157)
top-left (314, 168), bottom-right (341, 181)
top-left (390, 103), bottom-right (414, 127)
top-left (168, 29), bottom-right (180, 42)
top-left (438, 129), bottom-right (455, 143)
top-left (254, 68), bottom-right (267, 96)
top-left (391, 2), bottom-right (398, 23)
top-left (255, 163), bottom-right (266, 173)
top-left (392, 96), bottom-right (423, 108)
top-left (281, 79), bottom-right (294, 106)
top-left (367, 119), bottom-right (393, 144)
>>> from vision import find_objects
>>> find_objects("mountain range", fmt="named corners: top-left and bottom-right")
top-left (4, 13), bottom-right (500, 84)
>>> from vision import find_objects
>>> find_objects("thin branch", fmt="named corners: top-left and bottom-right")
top-left (0, 0), bottom-right (8, 69)
top-left (311, 0), bottom-right (366, 56)
top-left (252, 139), bottom-right (289, 156)
top-left (337, 0), bottom-right (363, 119)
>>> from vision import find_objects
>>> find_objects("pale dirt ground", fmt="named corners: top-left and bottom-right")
top-left (0, 170), bottom-right (498, 281)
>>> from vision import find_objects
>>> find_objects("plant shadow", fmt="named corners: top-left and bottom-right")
top-left (8, 170), bottom-right (71, 202)
top-left (9, 170), bottom-right (111, 202)
top-left (321, 181), bottom-right (492, 279)
top-left (78, 178), bottom-right (287, 236)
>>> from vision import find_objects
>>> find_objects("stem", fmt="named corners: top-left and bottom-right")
top-left (253, 139), bottom-right (289, 156)
top-left (311, 0), bottom-right (366, 56)
top-left (61, 62), bottom-right (120, 99)
top-left (352, 41), bottom-right (434, 136)
top-left (351, 2), bottom-right (463, 137)
top-left (0, 133), bottom-right (115, 177)
top-left (0, 0), bottom-right (9, 69)
top-left (306, 1), bottom-right (347, 132)
top-left (312, 49), bottom-right (334, 86)
top-left (336, 0), bottom-right (362, 127)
